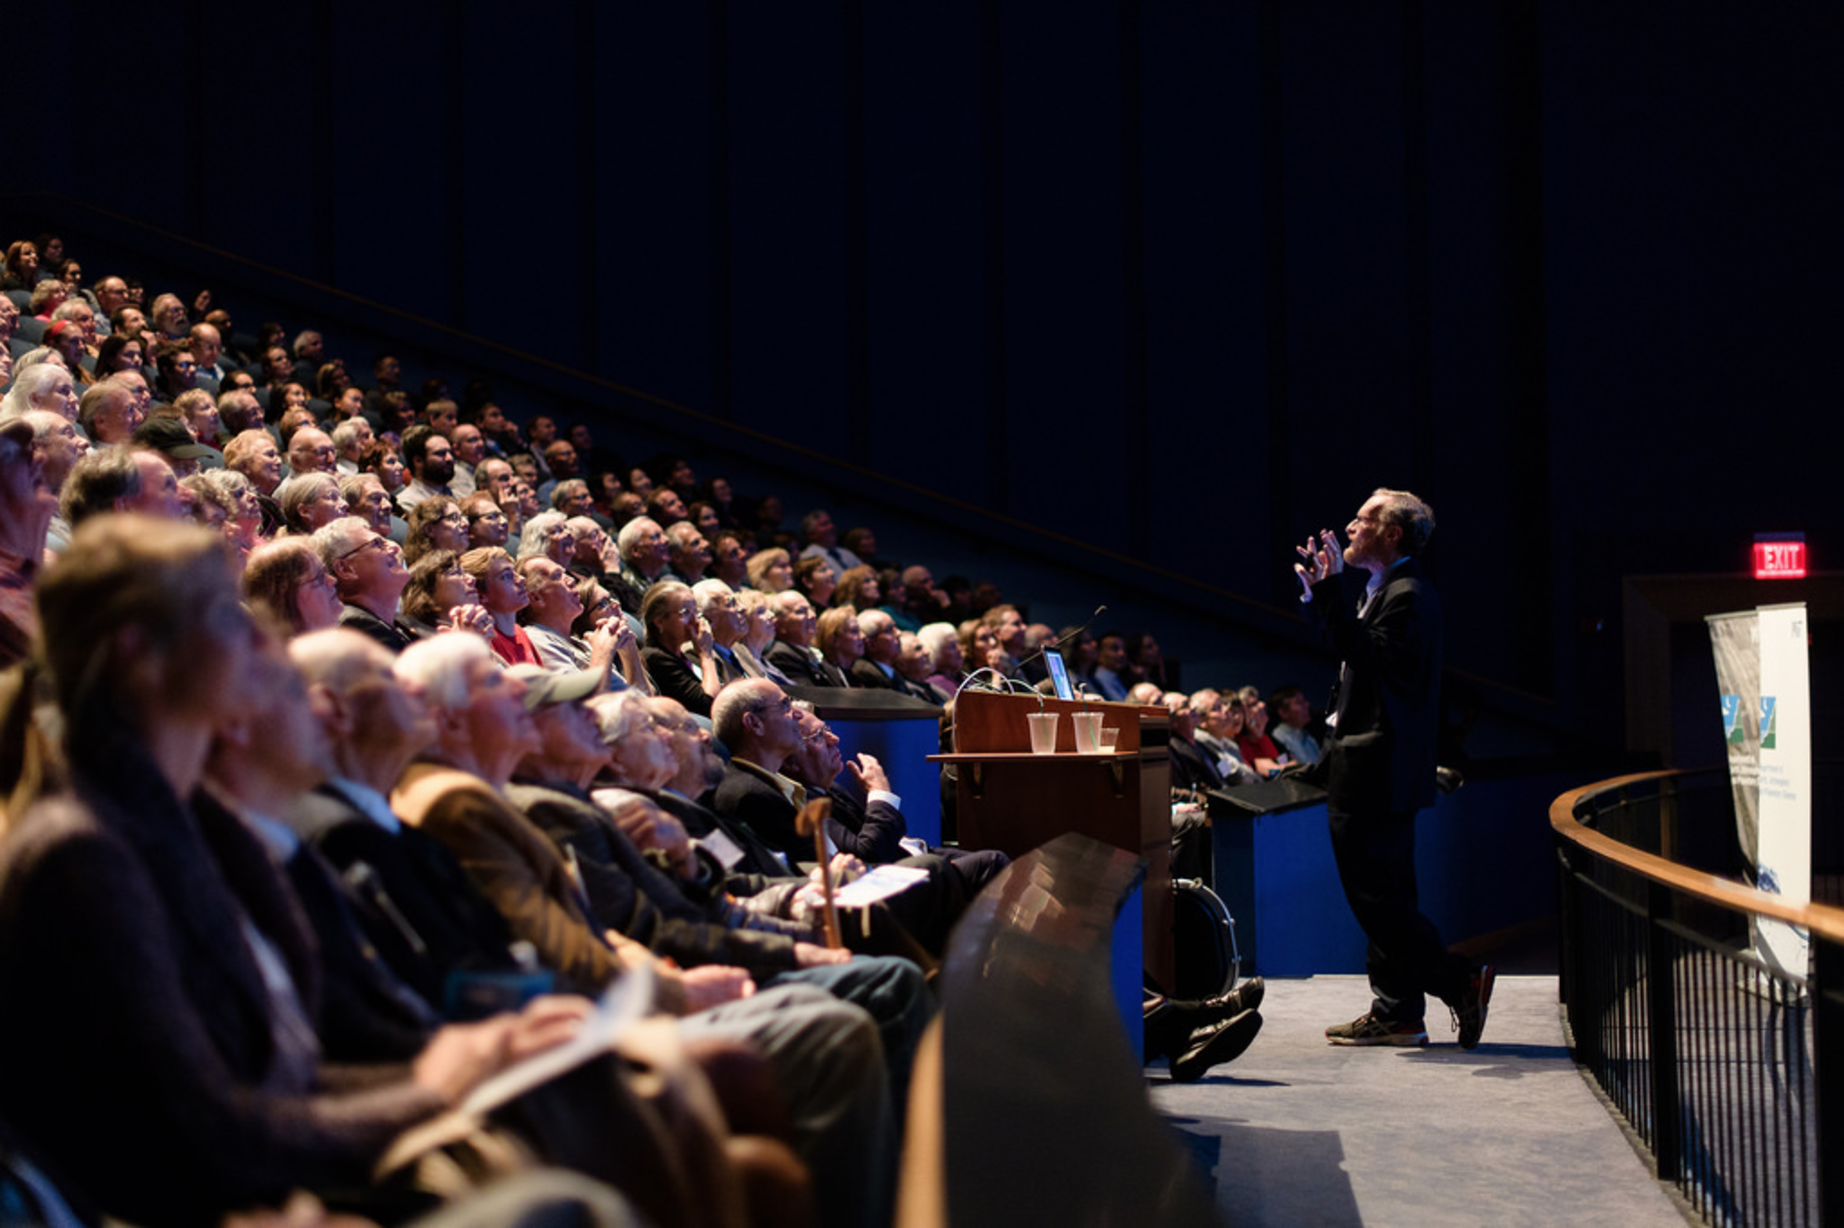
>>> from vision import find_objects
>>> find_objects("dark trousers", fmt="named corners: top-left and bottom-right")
top-left (1327, 805), bottom-right (1471, 1023)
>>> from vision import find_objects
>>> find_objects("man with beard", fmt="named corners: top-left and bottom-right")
top-left (395, 424), bottom-right (456, 513)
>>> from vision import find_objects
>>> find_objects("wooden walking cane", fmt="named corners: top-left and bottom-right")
top-left (795, 795), bottom-right (842, 949)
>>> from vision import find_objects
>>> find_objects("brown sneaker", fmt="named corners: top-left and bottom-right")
top-left (1325, 1012), bottom-right (1428, 1047)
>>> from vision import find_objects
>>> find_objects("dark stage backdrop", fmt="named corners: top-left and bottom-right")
top-left (11, 2), bottom-right (1842, 751)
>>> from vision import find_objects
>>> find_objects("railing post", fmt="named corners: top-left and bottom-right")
top-left (1816, 931), bottom-right (1843, 1228)
top-left (1645, 879), bottom-right (1680, 1180)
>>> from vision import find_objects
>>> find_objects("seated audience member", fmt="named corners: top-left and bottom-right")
top-left (130, 416), bottom-right (214, 484)
top-left (273, 384), bottom-right (314, 427)
top-left (850, 608), bottom-right (911, 694)
top-left (449, 422), bottom-right (487, 496)
top-left (1015, 623), bottom-right (1057, 684)
top-left (1267, 684), bottom-right (1323, 765)
top-left (243, 536), bottom-right (345, 634)
top-left (841, 526), bottom-right (880, 570)
top-left (1191, 689), bottom-right (1261, 785)
top-left (461, 490), bottom-right (512, 549)
top-left (516, 510), bottom-right (576, 569)
top-left (0, 238), bottom-right (39, 290)
top-left (519, 553), bottom-right (641, 687)
top-left (93, 332), bottom-right (146, 378)
top-left (361, 436), bottom-right (409, 501)
top-left (566, 515), bottom-right (620, 580)
top-left (396, 424), bottom-right (456, 512)
top-left (76, 380), bottom-right (143, 445)
top-left (796, 509), bottom-right (862, 574)
top-left (1051, 625), bottom-right (1101, 695)
top-left (172, 387), bottom-right (224, 450)
top-left (895, 631), bottom-right (949, 703)
top-left (766, 591), bottom-right (846, 687)
top-left (915, 622), bottom-right (967, 695)
top-left (58, 446), bottom-right (177, 528)
top-left (815, 606), bottom-right (866, 684)
top-left (397, 549), bottom-right (494, 640)
top-left (340, 472), bottom-right (398, 537)
top-left (385, 636), bottom-right (904, 1228)
top-left (41, 321), bottom-right (94, 385)
top-left (1126, 682), bottom-right (1165, 706)
top-left (667, 521), bottom-right (713, 585)
top-left (792, 556), bottom-right (837, 609)
top-left (461, 546), bottom-right (541, 666)
top-left (1166, 693), bottom-right (1226, 799)
top-left (886, 565), bottom-right (944, 632)
top-left (217, 386), bottom-right (265, 437)
top-left (0, 421), bottom-right (54, 665)
top-left (831, 565), bottom-right (879, 613)
top-left (331, 417), bottom-right (374, 475)
top-left (641, 581), bottom-right (722, 717)
top-left (316, 515), bottom-right (415, 652)
top-left (1234, 686), bottom-right (1290, 777)
top-left (224, 428), bottom-right (288, 535)
top-left (693, 579), bottom-right (766, 686)
top-left (21, 411), bottom-right (88, 552)
top-left (549, 477), bottom-right (596, 521)
top-left (708, 530), bottom-right (750, 591)
top-left (645, 487), bottom-right (689, 528)
top-left (744, 547), bottom-right (794, 595)
top-left (1127, 631), bottom-right (1170, 690)
top-left (981, 604), bottom-right (1028, 675)
top-left (189, 320), bottom-right (229, 385)
top-left (956, 618), bottom-right (1005, 681)
top-left (733, 589), bottom-right (789, 686)
top-left (0, 518), bottom-right (484, 1224)
top-left (403, 495), bottom-right (470, 564)
top-left (196, 467), bottom-right (267, 554)
top-left (149, 338), bottom-right (198, 400)
top-left (274, 471), bottom-right (348, 536)
top-left (612, 516), bottom-right (673, 614)
top-left (1090, 631), bottom-right (1132, 701)
top-left (678, 501), bottom-right (719, 541)
top-left (504, 478), bottom-right (543, 543)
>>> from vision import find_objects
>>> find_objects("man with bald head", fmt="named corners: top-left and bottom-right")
top-left (286, 425), bottom-right (339, 477)
top-left (189, 321), bottom-right (229, 386)
top-left (667, 521), bottom-right (712, 585)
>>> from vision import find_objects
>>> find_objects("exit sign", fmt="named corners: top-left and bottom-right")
top-left (1753, 535), bottom-right (1807, 580)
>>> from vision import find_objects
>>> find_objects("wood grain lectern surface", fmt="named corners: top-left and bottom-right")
top-left (929, 689), bottom-right (1174, 987)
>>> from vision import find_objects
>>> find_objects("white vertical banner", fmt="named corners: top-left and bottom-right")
top-left (1706, 611), bottom-right (1759, 865)
top-left (1753, 602), bottom-right (1810, 977)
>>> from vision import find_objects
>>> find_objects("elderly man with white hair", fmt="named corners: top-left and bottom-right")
top-left (315, 515), bottom-right (413, 652)
top-left (389, 636), bottom-right (906, 1228)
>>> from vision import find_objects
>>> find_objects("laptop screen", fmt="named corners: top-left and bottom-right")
top-left (1043, 647), bottom-right (1074, 701)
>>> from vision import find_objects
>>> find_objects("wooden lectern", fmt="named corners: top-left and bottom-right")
top-left (928, 690), bottom-right (1173, 988)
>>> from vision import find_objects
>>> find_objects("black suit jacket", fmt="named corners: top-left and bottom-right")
top-left (850, 657), bottom-right (903, 692)
top-left (1310, 559), bottom-right (1442, 815)
top-left (337, 602), bottom-right (415, 654)
top-left (713, 762), bottom-right (904, 868)
top-left (287, 782), bottom-right (523, 1007)
top-left (766, 640), bottom-right (849, 688)
top-left (506, 780), bottom-right (802, 978)
top-left (641, 645), bottom-right (714, 717)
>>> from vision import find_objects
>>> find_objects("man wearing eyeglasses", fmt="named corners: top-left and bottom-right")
top-left (315, 516), bottom-right (414, 653)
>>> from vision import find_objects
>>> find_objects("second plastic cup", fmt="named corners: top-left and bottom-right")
top-left (1071, 711), bottom-right (1104, 753)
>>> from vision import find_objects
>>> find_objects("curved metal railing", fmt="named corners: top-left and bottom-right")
top-left (1551, 770), bottom-right (1844, 1227)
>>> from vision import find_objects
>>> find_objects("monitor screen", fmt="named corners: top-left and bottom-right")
top-left (1044, 647), bottom-right (1074, 701)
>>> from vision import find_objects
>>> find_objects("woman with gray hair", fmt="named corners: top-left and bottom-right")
top-left (517, 509), bottom-right (576, 567)
top-left (274, 471), bottom-right (346, 536)
top-left (0, 360), bottom-right (78, 423)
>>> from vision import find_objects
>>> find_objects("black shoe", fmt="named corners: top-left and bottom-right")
top-left (1209, 976), bottom-right (1264, 1016)
top-left (1169, 1009), bottom-right (1262, 1082)
top-left (1451, 966), bottom-right (1495, 1050)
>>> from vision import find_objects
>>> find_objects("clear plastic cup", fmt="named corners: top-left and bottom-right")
top-left (1026, 712), bottom-right (1060, 754)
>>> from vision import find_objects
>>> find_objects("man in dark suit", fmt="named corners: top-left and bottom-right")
top-left (766, 591), bottom-right (849, 687)
top-left (1295, 487), bottom-right (1491, 1049)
